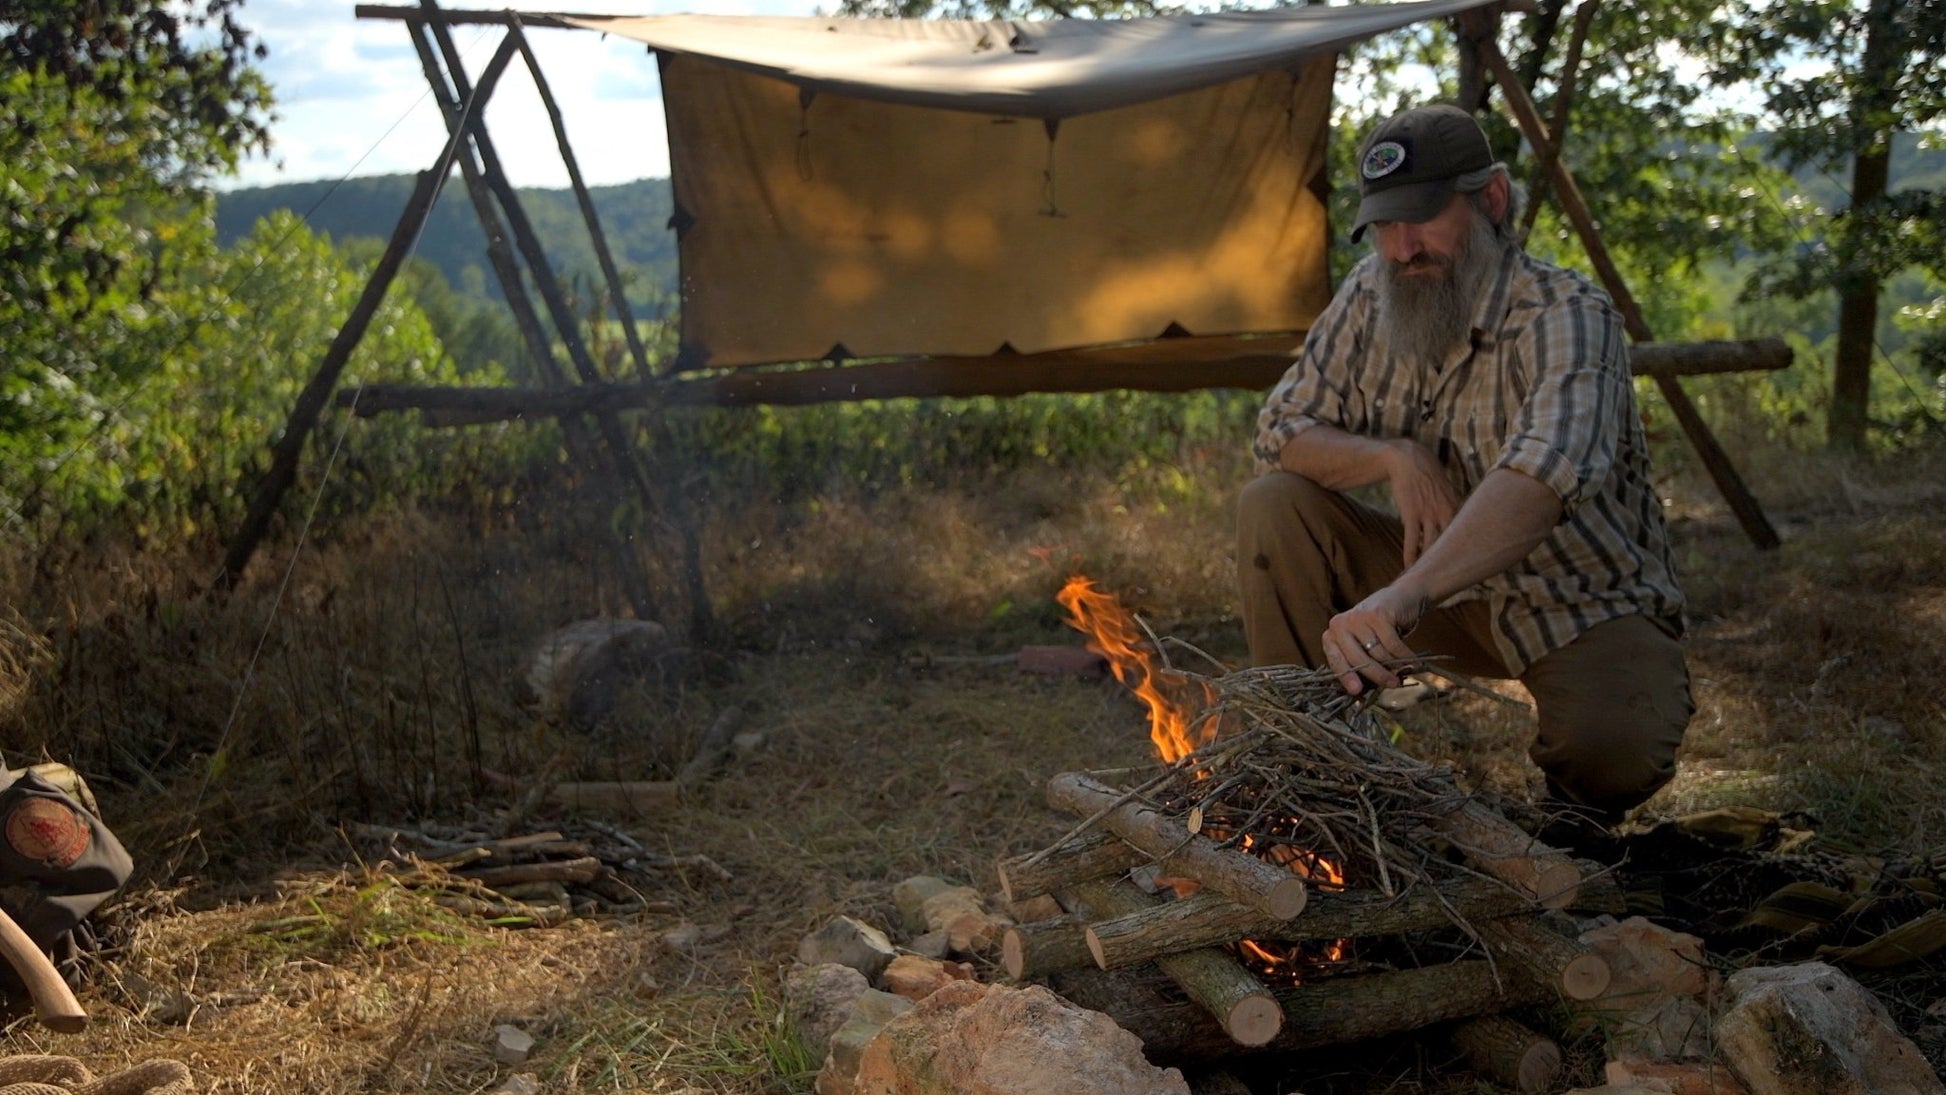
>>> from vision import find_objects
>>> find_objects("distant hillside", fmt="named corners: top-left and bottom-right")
top-left (1763, 131), bottom-right (1946, 208)
top-left (216, 175), bottom-right (678, 314)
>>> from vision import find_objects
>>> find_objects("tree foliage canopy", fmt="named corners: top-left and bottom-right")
top-left (2, 0), bottom-right (276, 493)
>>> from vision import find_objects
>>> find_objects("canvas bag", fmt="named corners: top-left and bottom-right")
top-left (0, 767), bottom-right (133, 948)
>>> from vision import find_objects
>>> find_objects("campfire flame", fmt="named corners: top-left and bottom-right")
top-left (1055, 575), bottom-right (1214, 765)
top-left (1058, 574), bottom-right (1351, 978)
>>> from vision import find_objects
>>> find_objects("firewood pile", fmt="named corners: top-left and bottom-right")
top-left (350, 820), bottom-right (730, 925)
top-left (994, 664), bottom-right (1621, 1074)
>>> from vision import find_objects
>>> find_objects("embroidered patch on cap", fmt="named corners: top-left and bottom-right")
top-left (1361, 140), bottom-right (1407, 180)
top-left (5, 797), bottom-right (91, 869)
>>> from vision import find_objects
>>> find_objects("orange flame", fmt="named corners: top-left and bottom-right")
top-left (1056, 576), bottom-right (1212, 764)
top-left (1058, 574), bottom-right (1349, 977)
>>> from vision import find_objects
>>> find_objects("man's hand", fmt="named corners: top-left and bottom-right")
top-left (1382, 439), bottom-right (1462, 567)
top-left (1322, 585), bottom-right (1430, 695)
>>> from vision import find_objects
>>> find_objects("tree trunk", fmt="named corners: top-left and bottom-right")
top-left (1828, 0), bottom-right (1897, 452)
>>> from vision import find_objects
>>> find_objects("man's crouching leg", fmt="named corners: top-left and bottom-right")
top-left (1236, 471), bottom-right (1407, 668)
top-left (1521, 614), bottom-right (1694, 819)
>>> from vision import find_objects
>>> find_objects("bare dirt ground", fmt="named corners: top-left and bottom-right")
top-left (1, 434), bottom-right (1942, 1093)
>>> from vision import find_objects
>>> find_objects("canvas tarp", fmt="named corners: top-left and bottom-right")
top-left (566, 1), bottom-right (1503, 372)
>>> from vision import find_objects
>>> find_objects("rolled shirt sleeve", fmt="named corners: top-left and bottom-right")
top-left (1252, 264), bottom-right (1378, 474)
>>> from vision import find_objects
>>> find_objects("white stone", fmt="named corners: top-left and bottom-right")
top-left (892, 876), bottom-right (961, 935)
top-left (851, 980), bottom-right (1190, 1095)
top-left (493, 1024), bottom-right (535, 1065)
top-left (798, 916), bottom-right (898, 982)
top-left (1717, 961), bottom-right (1944, 1095)
top-left (785, 963), bottom-right (871, 1061)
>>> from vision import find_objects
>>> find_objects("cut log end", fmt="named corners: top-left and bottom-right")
top-left (1561, 952), bottom-right (1612, 1001)
top-left (1001, 929), bottom-right (1027, 981)
top-left (1223, 994), bottom-right (1283, 1047)
top-left (1266, 878), bottom-right (1308, 920)
top-left (1535, 862), bottom-right (1582, 909)
top-left (1452, 1013), bottom-right (1563, 1094)
top-left (1515, 1041), bottom-right (1563, 1092)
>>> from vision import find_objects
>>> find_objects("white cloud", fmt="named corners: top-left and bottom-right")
top-left (227, 0), bottom-right (822, 190)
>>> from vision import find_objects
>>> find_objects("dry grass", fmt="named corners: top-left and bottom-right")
top-left (0, 433), bottom-right (1942, 1092)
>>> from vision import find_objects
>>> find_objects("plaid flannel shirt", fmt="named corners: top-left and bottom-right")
top-left (1252, 245), bottom-right (1685, 675)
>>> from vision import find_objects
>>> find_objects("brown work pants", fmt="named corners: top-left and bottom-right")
top-left (1235, 472), bottom-right (1692, 817)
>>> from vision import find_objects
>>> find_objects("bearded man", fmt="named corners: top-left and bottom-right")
top-left (1237, 103), bottom-right (1693, 826)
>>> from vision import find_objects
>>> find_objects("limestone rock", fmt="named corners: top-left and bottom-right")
top-left (1716, 961), bottom-right (1945, 1095)
top-left (903, 930), bottom-right (952, 960)
top-left (492, 1024), bottom-right (535, 1065)
top-left (892, 876), bottom-right (960, 935)
top-left (1602, 1057), bottom-right (1753, 1094)
top-left (522, 617), bottom-right (676, 729)
top-left (880, 954), bottom-right (976, 1002)
top-left (919, 886), bottom-right (1011, 955)
top-left (852, 979), bottom-right (1190, 1095)
top-left (785, 963), bottom-right (871, 1060)
top-left (818, 989), bottom-right (914, 1095)
top-left (798, 916), bottom-right (898, 982)
top-left (1574, 916), bottom-right (1717, 1061)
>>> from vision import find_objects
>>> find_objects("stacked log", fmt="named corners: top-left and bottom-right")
top-left (997, 768), bottom-right (1618, 1066)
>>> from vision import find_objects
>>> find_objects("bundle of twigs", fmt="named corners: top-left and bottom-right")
top-left (1133, 663), bottom-right (1493, 899)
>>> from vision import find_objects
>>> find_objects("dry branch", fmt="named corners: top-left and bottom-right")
top-left (453, 856), bottom-right (605, 888)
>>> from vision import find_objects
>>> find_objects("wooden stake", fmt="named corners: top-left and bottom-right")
top-left (215, 35), bottom-right (514, 588)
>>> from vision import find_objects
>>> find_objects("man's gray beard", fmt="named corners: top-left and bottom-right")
top-left (1376, 213), bottom-right (1506, 367)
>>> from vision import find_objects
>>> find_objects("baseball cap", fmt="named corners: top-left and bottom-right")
top-left (1349, 104), bottom-right (1494, 243)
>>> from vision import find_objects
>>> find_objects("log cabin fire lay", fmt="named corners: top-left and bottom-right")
top-left (998, 577), bottom-right (1614, 1070)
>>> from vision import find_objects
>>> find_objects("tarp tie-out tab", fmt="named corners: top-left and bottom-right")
top-left (1040, 117), bottom-right (1063, 218)
top-left (796, 87), bottom-right (817, 182)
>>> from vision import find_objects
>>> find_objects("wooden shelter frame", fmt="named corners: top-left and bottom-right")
top-left (219, 0), bottom-right (1783, 628)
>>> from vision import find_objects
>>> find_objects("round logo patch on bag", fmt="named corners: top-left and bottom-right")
top-left (5, 797), bottom-right (92, 869)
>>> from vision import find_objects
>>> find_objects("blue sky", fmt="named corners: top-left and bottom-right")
top-left (229, 0), bottom-right (825, 190)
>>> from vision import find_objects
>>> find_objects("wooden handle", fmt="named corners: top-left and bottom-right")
top-left (0, 905), bottom-right (87, 1032)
